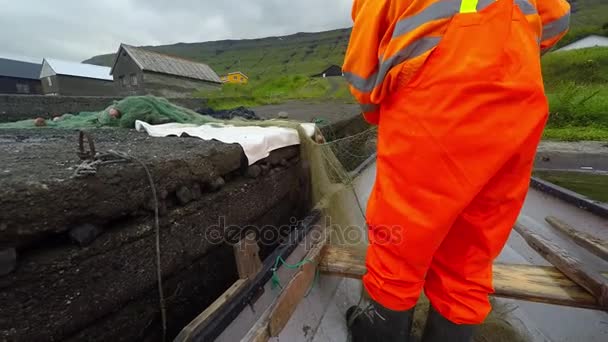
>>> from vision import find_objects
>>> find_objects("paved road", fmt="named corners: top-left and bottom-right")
top-left (536, 141), bottom-right (608, 171)
top-left (253, 101), bottom-right (359, 123)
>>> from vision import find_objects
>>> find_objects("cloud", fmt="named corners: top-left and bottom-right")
top-left (0, 0), bottom-right (353, 62)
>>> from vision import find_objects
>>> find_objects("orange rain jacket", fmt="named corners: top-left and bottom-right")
top-left (345, 0), bottom-right (570, 324)
top-left (343, 0), bottom-right (571, 123)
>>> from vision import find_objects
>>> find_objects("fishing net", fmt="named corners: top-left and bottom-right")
top-left (0, 96), bottom-right (224, 129)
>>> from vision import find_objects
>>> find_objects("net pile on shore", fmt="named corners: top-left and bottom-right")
top-left (0, 96), bottom-right (225, 129)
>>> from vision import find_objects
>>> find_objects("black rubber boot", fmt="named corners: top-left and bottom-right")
top-left (346, 298), bottom-right (413, 342)
top-left (421, 306), bottom-right (475, 342)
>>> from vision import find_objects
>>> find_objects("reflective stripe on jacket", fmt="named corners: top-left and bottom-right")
top-left (343, 0), bottom-right (570, 119)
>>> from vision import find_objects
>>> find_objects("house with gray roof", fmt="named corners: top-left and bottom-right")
top-left (40, 58), bottom-right (116, 96)
top-left (110, 44), bottom-right (222, 98)
top-left (0, 57), bottom-right (42, 94)
top-left (556, 35), bottom-right (608, 52)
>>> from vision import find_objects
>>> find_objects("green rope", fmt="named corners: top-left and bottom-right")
top-left (271, 256), bottom-right (319, 297)
top-left (271, 256), bottom-right (310, 289)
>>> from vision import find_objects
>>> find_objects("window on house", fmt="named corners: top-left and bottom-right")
top-left (241, 77), bottom-right (244, 81)
top-left (120, 76), bottom-right (126, 87)
top-left (233, 75), bottom-right (238, 80)
top-left (47, 78), bottom-right (52, 87)
top-left (16, 83), bottom-right (30, 94)
top-left (131, 74), bottom-right (138, 86)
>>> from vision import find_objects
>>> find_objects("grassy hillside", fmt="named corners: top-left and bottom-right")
top-left (197, 75), bottom-right (353, 109)
top-left (85, 29), bottom-right (350, 79)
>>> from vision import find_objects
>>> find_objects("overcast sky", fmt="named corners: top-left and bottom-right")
top-left (0, 0), bottom-right (353, 63)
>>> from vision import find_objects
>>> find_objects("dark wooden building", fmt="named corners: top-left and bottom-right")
top-left (40, 59), bottom-right (116, 96)
top-left (111, 44), bottom-right (222, 98)
top-left (0, 58), bottom-right (43, 94)
top-left (312, 65), bottom-right (344, 78)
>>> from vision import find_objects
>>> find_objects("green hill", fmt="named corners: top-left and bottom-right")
top-left (84, 29), bottom-right (350, 79)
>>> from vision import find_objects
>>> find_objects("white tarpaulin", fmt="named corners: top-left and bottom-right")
top-left (135, 120), bottom-right (316, 165)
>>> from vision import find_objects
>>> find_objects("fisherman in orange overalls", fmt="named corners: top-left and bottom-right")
top-left (342, 0), bottom-right (570, 340)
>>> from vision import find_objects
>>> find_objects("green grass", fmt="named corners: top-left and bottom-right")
top-left (545, 83), bottom-right (608, 127)
top-left (534, 170), bottom-right (608, 202)
top-left (541, 46), bottom-right (608, 141)
top-left (542, 47), bottom-right (608, 86)
top-left (197, 75), bottom-right (354, 109)
top-left (543, 126), bottom-right (608, 141)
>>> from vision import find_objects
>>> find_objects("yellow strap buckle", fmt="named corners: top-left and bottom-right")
top-left (460, 0), bottom-right (479, 13)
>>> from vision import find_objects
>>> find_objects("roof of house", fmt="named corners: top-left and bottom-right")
top-left (226, 71), bottom-right (248, 79)
top-left (0, 57), bottom-right (42, 80)
top-left (556, 35), bottom-right (608, 51)
top-left (321, 65), bottom-right (342, 72)
top-left (311, 64), bottom-right (343, 77)
top-left (42, 58), bottom-right (113, 81)
top-left (113, 44), bottom-right (222, 84)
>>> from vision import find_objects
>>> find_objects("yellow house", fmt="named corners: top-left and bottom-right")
top-left (221, 71), bottom-right (249, 84)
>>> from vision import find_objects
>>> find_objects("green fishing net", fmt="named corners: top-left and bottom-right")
top-left (0, 96), bottom-right (224, 129)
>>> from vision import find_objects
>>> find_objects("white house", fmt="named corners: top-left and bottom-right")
top-left (556, 35), bottom-right (608, 52)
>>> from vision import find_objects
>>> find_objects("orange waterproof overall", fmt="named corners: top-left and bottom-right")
top-left (343, 0), bottom-right (570, 325)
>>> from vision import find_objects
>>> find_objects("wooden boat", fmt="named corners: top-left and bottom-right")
top-left (176, 155), bottom-right (608, 342)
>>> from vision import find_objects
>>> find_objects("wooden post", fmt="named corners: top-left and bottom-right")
top-left (545, 216), bottom-right (608, 262)
top-left (514, 221), bottom-right (608, 308)
top-left (233, 232), bottom-right (262, 279)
